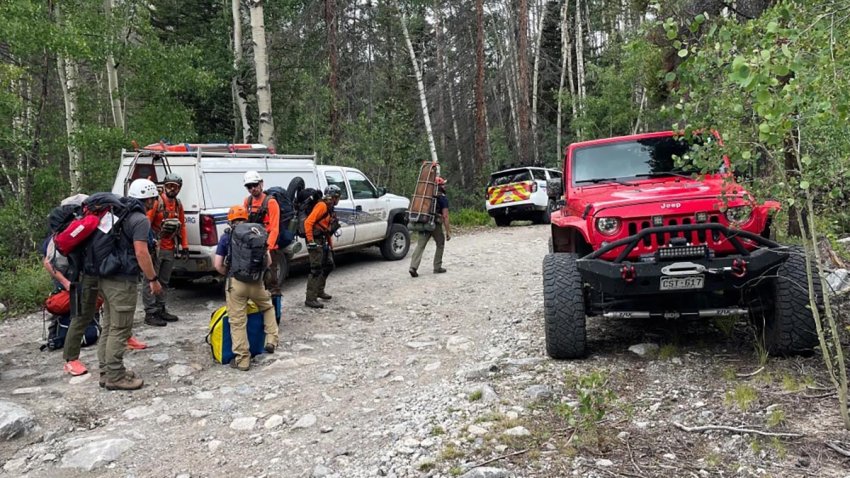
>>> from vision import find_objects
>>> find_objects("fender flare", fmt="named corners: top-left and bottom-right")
top-left (550, 215), bottom-right (593, 254)
top-left (385, 208), bottom-right (409, 236)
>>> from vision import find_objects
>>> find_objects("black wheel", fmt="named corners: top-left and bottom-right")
top-left (753, 247), bottom-right (820, 355)
top-left (495, 216), bottom-right (511, 227)
top-left (279, 253), bottom-right (290, 281)
top-left (538, 206), bottom-right (551, 225)
top-left (543, 253), bottom-right (587, 359)
top-left (380, 223), bottom-right (410, 260)
top-left (286, 176), bottom-right (306, 203)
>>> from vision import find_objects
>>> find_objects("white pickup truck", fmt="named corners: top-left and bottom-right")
top-left (111, 144), bottom-right (411, 279)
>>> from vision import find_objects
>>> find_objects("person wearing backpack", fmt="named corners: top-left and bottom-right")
top-left (143, 173), bottom-right (188, 327)
top-left (409, 176), bottom-right (452, 278)
top-left (242, 171), bottom-right (284, 322)
top-left (303, 185), bottom-right (342, 309)
top-left (84, 179), bottom-right (162, 391)
top-left (213, 205), bottom-right (278, 371)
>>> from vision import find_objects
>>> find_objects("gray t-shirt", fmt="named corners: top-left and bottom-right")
top-left (45, 237), bottom-right (70, 275)
top-left (122, 211), bottom-right (151, 245)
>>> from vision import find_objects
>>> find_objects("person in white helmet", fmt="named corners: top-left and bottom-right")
top-left (242, 171), bottom-right (284, 320)
top-left (83, 179), bottom-right (162, 391)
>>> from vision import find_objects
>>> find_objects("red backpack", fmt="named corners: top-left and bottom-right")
top-left (53, 193), bottom-right (124, 256)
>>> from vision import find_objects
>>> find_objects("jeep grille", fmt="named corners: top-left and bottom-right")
top-left (625, 214), bottom-right (723, 251)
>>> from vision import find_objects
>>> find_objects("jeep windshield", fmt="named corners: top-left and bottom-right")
top-left (572, 136), bottom-right (702, 185)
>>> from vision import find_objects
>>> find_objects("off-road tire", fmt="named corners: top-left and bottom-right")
top-left (380, 223), bottom-right (410, 260)
top-left (495, 216), bottom-right (511, 227)
top-left (537, 204), bottom-right (552, 225)
top-left (543, 253), bottom-right (587, 359)
top-left (286, 176), bottom-right (306, 202)
top-left (758, 247), bottom-right (820, 355)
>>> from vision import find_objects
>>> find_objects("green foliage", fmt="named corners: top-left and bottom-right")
top-left (724, 384), bottom-right (758, 411)
top-left (0, 255), bottom-right (52, 316)
top-left (558, 370), bottom-right (616, 432)
top-left (766, 407), bottom-right (786, 428)
top-left (451, 208), bottom-right (491, 227)
top-left (468, 390), bottom-right (483, 402)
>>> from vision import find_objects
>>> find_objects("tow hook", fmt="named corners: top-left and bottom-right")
top-left (621, 262), bottom-right (636, 283)
top-left (732, 259), bottom-right (748, 278)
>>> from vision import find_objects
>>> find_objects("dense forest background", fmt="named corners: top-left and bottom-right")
top-left (1, 0), bottom-right (848, 311)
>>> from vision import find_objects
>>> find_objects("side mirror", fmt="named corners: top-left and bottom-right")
top-left (546, 178), bottom-right (562, 199)
top-left (376, 186), bottom-right (387, 197)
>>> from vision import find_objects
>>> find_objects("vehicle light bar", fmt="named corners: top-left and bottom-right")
top-left (656, 244), bottom-right (708, 261)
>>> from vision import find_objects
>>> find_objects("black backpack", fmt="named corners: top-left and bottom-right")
top-left (245, 188), bottom-right (294, 248)
top-left (48, 204), bottom-right (82, 234)
top-left (228, 223), bottom-right (269, 282)
top-left (293, 188), bottom-right (325, 238)
top-left (83, 196), bottom-right (144, 278)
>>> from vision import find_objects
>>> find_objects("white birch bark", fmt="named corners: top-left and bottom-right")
top-left (557, 0), bottom-right (569, 159)
top-left (492, 4), bottom-right (520, 153)
top-left (531, 3), bottom-right (547, 164)
top-left (249, 0), bottom-right (275, 149)
top-left (58, 54), bottom-right (82, 193)
top-left (104, 0), bottom-right (125, 132)
top-left (232, 0), bottom-right (252, 142)
top-left (400, 12), bottom-right (439, 164)
top-left (574, 0), bottom-right (586, 137)
top-left (437, 13), bottom-right (464, 185)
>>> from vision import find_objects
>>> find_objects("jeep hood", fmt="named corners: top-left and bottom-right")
top-left (576, 177), bottom-right (745, 215)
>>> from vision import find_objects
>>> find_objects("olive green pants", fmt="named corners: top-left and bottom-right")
top-left (97, 277), bottom-right (137, 381)
top-left (142, 248), bottom-right (174, 315)
top-left (409, 221), bottom-right (445, 272)
top-left (264, 248), bottom-right (285, 296)
top-left (63, 274), bottom-right (101, 362)
top-left (305, 237), bottom-right (334, 302)
top-left (225, 277), bottom-right (278, 368)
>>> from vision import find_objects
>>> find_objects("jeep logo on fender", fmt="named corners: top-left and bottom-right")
top-left (660, 202), bottom-right (682, 209)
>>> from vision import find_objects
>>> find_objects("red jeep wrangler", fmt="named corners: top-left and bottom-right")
top-left (544, 131), bottom-right (819, 359)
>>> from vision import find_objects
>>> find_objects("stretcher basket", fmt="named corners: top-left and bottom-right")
top-left (408, 161), bottom-right (440, 232)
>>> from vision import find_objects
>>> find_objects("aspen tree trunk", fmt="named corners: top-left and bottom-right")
top-left (574, 0), bottom-right (586, 137)
top-left (492, 6), bottom-right (520, 154)
top-left (232, 0), bottom-right (252, 142)
top-left (325, 0), bottom-right (340, 145)
top-left (104, 0), bottom-right (125, 132)
top-left (557, 0), bottom-right (570, 159)
top-left (516, 0), bottom-right (532, 164)
top-left (58, 55), bottom-right (82, 193)
top-left (531, 4), bottom-right (547, 164)
top-left (474, 0), bottom-right (487, 176)
top-left (434, 0), bottom-right (446, 155)
top-left (400, 12), bottom-right (439, 164)
top-left (249, 0), bottom-right (275, 149)
top-left (438, 7), bottom-right (465, 186)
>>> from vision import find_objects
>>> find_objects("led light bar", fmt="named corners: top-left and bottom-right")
top-left (656, 244), bottom-right (709, 260)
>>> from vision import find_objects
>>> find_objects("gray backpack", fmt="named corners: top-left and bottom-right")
top-left (228, 223), bottom-right (268, 282)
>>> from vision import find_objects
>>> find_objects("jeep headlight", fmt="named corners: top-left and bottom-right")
top-left (725, 205), bottom-right (753, 225)
top-left (596, 217), bottom-right (621, 236)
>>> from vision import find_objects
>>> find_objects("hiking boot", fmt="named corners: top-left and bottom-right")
top-left (264, 343), bottom-right (276, 354)
top-left (100, 370), bottom-right (138, 389)
top-left (409, 268), bottom-right (418, 278)
top-left (105, 373), bottom-right (144, 391)
top-left (318, 292), bottom-right (332, 300)
top-left (144, 313), bottom-right (168, 327)
top-left (434, 268), bottom-right (447, 274)
top-left (159, 310), bottom-right (179, 322)
top-left (126, 336), bottom-right (148, 350)
top-left (63, 360), bottom-right (88, 377)
top-left (230, 360), bottom-right (250, 372)
top-left (304, 300), bottom-right (324, 309)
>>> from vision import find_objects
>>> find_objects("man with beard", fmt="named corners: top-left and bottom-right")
top-left (143, 173), bottom-right (188, 326)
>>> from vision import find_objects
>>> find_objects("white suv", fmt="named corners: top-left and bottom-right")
top-left (485, 167), bottom-right (562, 226)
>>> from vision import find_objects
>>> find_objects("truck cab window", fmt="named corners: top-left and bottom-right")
top-left (347, 171), bottom-right (377, 199)
top-left (324, 171), bottom-right (349, 200)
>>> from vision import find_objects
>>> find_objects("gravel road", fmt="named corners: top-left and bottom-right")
top-left (1, 224), bottom-right (848, 477)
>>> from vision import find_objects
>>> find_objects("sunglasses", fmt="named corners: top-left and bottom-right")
top-left (245, 183), bottom-right (260, 189)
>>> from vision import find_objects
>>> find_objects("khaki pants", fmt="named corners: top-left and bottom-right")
top-left (142, 248), bottom-right (174, 314)
top-left (226, 277), bottom-right (278, 368)
top-left (409, 221), bottom-right (445, 272)
top-left (97, 277), bottom-right (137, 381)
top-left (63, 274), bottom-right (100, 362)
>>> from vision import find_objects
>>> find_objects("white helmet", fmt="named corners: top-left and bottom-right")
top-left (128, 178), bottom-right (158, 199)
top-left (243, 170), bottom-right (263, 185)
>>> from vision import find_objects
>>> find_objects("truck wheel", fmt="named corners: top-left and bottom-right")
top-left (286, 177), bottom-right (305, 203)
top-left (543, 253), bottom-right (587, 359)
top-left (380, 223), bottom-right (410, 260)
top-left (539, 204), bottom-right (552, 225)
top-left (495, 216), bottom-right (511, 227)
top-left (755, 247), bottom-right (820, 355)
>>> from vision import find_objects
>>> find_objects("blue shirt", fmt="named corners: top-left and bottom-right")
top-left (215, 231), bottom-right (231, 257)
top-left (436, 194), bottom-right (449, 215)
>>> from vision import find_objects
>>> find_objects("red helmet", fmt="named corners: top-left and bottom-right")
top-left (435, 177), bottom-right (447, 186)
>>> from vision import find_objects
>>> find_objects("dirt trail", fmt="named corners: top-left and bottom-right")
top-left (1, 225), bottom-right (848, 477)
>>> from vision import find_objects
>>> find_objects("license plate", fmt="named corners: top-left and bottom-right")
top-left (660, 275), bottom-right (704, 291)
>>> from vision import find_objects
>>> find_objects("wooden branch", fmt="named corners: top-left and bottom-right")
top-left (826, 441), bottom-right (850, 458)
top-left (470, 448), bottom-right (529, 469)
top-left (673, 422), bottom-right (804, 438)
top-left (626, 439), bottom-right (643, 475)
top-left (736, 366), bottom-right (765, 378)
top-left (803, 391), bottom-right (837, 399)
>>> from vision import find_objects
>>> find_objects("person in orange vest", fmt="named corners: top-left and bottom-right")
top-left (242, 171), bottom-right (283, 321)
top-left (143, 173), bottom-right (188, 327)
top-left (304, 185), bottom-right (341, 309)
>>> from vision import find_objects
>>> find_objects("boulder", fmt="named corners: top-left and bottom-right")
top-left (0, 400), bottom-right (36, 440)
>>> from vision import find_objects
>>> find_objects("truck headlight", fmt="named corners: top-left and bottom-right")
top-left (725, 206), bottom-right (753, 225)
top-left (596, 217), bottom-right (621, 235)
